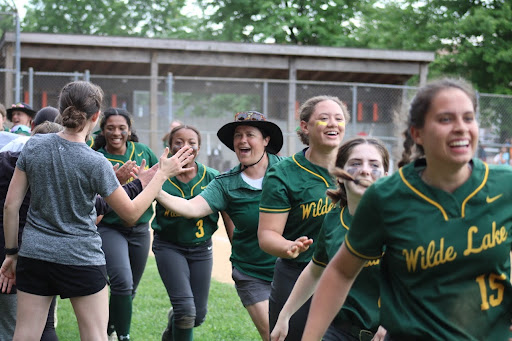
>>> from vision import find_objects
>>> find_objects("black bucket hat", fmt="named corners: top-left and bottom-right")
top-left (217, 111), bottom-right (283, 154)
top-left (7, 102), bottom-right (37, 121)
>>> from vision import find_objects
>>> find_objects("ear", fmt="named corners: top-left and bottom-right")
top-left (410, 126), bottom-right (423, 146)
top-left (263, 136), bottom-right (270, 147)
top-left (300, 120), bottom-right (309, 135)
top-left (91, 111), bottom-right (101, 123)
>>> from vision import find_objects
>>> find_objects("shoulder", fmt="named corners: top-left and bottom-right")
top-left (199, 163), bottom-right (220, 177)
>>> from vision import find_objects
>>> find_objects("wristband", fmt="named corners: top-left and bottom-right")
top-left (4, 247), bottom-right (19, 255)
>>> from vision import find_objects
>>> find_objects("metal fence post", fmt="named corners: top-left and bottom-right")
top-left (351, 85), bottom-right (358, 135)
top-left (167, 73), bottom-right (173, 124)
top-left (28, 67), bottom-right (33, 106)
top-left (85, 69), bottom-right (90, 82)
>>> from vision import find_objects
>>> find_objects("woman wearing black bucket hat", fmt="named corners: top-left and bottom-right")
top-left (156, 111), bottom-right (284, 341)
top-left (6, 102), bottom-right (36, 136)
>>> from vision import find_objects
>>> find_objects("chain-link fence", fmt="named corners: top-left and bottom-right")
top-left (3, 69), bottom-right (512, 170)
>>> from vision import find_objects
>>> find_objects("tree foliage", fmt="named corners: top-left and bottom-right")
top-left (22, 0), bottom-right (199, 38)
top-left (196, 0), bottom-right (374, 45)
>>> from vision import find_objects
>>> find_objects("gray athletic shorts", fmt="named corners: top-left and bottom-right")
top-left (231, 266), bottom-right (271, 307)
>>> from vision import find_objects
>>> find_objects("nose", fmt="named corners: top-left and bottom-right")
top-left (453, 116), bottom-right (468, 133)
top-left (357, 162), bottom-right (372, 176)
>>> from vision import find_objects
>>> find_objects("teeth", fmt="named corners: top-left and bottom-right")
top-left (326, 132), bottom-right (338, 136)
top-left (450, 140), bottom-right (469, 147)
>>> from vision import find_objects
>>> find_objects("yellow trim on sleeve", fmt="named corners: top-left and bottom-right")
top-left (312, 256), bottom-right (327, 267)
top-left (461, 162), bottom-right (488, 218)
top-left (399, 167), bottom-right (449, 221)
top-left (344, 236), bottom-right (382, 260)
top-left (190, 165), bottom-right (207, 196)
top-left (259, 207), bottom-right (291, 213)
top-left (292, 154), bottom-right (330, 187)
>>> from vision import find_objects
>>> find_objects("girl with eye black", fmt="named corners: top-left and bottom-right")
top-left (258, 96), bottom-right (348, 341)
top-left (270, 137), bottom-right (389, 341)
top-left (152, 125), bottom-right (228, 341)
top-left (94, 108), bottom-right (159, 341)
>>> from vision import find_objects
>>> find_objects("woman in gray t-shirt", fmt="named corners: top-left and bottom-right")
top-left (0, 81), bottom-right (195, 341)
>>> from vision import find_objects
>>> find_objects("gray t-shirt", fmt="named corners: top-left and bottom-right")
top-left (17, 133), bottom-right (120, 265)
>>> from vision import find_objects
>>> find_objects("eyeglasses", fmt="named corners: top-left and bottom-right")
top-left (235, 111), bottom-right (266, 121)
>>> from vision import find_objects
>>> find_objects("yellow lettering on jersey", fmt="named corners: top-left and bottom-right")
top-left (463, 222), bottom-right (507, 256)
top-left (364, 259), bottom-right (380, 268)
top-left (300, 197), bottom-right (335, 220)
top-left (164, 209), bottom-right (182, 218)
top-left (402, 238), bottom-right (456, 272)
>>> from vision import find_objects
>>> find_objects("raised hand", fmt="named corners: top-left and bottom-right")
top-left (114, 160), bottom-right (137, 184)
top-left (286, 236), bottom-right (313, 259)
top-left (158, 146), bottom-right (195, 179)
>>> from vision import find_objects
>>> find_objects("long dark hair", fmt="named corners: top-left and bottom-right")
top-left (93, 107), bottom-right (139, 150)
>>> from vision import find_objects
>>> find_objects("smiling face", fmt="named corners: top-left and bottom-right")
top-left (170, 127), bottom-right (200, 164)
top-left (233, 125), bottom-right (269, 166)
top-left (343, 143), bottom-right (387, 198)
top-left (301, 100), bottom-right (346, 150)
top-left (11, 110), bottom-right (32, 127)
top-left (411, 87), bottom-right (478, 169)
top-left (102, 114), bottom-right (131, 154)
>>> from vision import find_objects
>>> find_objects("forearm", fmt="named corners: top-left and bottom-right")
top-left (3, 208), bottom-right (19, 249)
top-left (258, 229), bottom-right (295, 258)
top-left (279, 262), bottom-right (323, 321)
top-left (302, 245), bottom-right (364, 340)
top-left (156, 191), bottom-right (212, 218)
top-left (124, 171), bottom-right (168, 223)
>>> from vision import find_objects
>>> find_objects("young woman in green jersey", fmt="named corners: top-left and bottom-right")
top-left (156, 111), bottom-right (284, 341)
top-left (152, 124), bottom-right (227, 341)
top-left (94, 108), bottom-right (160, 340)
top-left (271, 137), bottom-right (389, 341)
top-left (304, 78), bottom-right (512, 341)
top-left (257, 95), bottom-right (348, 340)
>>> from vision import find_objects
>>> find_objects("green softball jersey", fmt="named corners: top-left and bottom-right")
top-left (200, 153), bottom-right (284, 282)
top-left (312, 206), bottom-right (380, 332)
top-left (346, 158), bottom-right (512, 340)
top-left (97, 141), bottom-right (159, 226)
top-left (259, 149), bottom-right (336, 263)
top-left (152, 162), bottom-right (219, 245)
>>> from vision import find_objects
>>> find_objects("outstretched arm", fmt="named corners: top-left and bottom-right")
top-left (271, 262), bottom-right (324, 341)
top-left (105, 146), bottom-right (195, 225)
top-left (156, 191), bottom-right (213, 219)
top-left (302, 243), bottom-right (365, 341)
top-left (258, 212), bottom-right (313, 259)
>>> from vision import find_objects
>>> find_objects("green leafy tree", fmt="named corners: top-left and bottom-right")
top-left (196, 0), bottom-right (375, 45)
top-left (0, 0), bottom-right (18, 37)
top-left (22, 0), bottom-right (199, 38)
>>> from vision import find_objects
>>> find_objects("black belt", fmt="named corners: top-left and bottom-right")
top-left (338, 322), bottom-right (373, 341)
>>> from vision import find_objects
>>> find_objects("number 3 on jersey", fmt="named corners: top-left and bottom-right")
top-left (475, 273), bottom-right (506, 310)
top-left (195, 219), bottom-right (205, 238)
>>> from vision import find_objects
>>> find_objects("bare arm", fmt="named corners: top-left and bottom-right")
top-left (156, 191), bottom-right (213, 219)
top-left (271, 261), bottom-right (324, 341)
top-left (105, 147), bottom-right (195, 225)
top-left (258, 212), bottom-right (313, 259)
top-left (220, 211), bottom-right (234, 243)
top-left (302, 243), bottom-right (366, 341)
top-left (1, 167), bottom-right (29, 293)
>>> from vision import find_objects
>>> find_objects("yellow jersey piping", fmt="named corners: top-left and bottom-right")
top-left (292, 154), bottom-right (330, 187)
top-left (168, 179), bottom-right (185, 197)
top-left (340, 206), bottom-right (349, 231)
top-left (344, 236), bottom-right (382, 260)
top-left (461, 162), bottom-right (488, 218)
top-left (399, 167), bottom-right (449, 221)
top-left (190, 165), bottom-right (207, 196)
top-left (259, 207), bottom-right (291, 212)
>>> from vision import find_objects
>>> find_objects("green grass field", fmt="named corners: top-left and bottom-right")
top-left (55, 256), bottom-right (260, 340)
